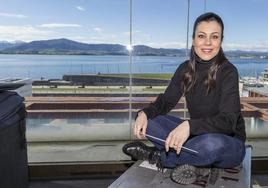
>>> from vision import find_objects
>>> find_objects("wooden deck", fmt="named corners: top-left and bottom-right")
top-left (24, 96), bottom-right (268, 121)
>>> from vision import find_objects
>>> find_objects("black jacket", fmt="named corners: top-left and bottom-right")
top-left (141, 60), bottom-right (246, 142)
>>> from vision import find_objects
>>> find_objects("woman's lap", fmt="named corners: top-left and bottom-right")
top-left (146, 114), bottom-right (245, 168)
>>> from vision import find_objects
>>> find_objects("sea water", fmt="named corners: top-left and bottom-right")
top-left (0, 54), bottom-right (267, 80)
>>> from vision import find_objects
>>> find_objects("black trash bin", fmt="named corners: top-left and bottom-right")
top-left (0, 91), bottom-right (28, 188)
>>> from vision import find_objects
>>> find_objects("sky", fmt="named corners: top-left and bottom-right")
top-left (0, 0), bottom-right (268, 51)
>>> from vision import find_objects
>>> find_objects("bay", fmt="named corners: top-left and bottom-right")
top-left (0, 54), bottom-right (267, 80)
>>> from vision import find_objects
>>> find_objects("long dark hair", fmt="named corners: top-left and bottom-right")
top-left (182, 12), bottom-right (227, 95)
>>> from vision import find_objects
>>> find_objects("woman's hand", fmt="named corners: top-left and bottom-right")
top-left (165, 121), bottom-right (190, 154)
top-left (133, 111), bottom-right (148, 139)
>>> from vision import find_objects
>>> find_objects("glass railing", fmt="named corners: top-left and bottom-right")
top-left (0, 0), bottom-right (268, 164)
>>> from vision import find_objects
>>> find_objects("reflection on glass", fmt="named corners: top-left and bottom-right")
top-left (245, 117), bottom-right (268, 138)
top-left (27, 117), bottom-right (268, 141)
top-left (27, 117), bottom-right (130, 142)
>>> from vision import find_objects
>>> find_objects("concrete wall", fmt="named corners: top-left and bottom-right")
top-left (63, 74), bottom-right (170, 86)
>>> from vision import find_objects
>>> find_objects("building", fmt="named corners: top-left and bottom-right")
top-left (262, 68), bottom-right (268, 82)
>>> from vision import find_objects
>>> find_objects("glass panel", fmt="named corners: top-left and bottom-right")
top-left (131, 0), bottom-right (268, 158)
top-left (1, 0), bottom-right (268, 165)
top-left (131, 0), bottom-right (189, 125)
top-left (0, 0), bottom-right (130, 163)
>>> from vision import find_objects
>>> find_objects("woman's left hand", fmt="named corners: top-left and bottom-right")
top-left (165, 121), bottom-right (190, 154)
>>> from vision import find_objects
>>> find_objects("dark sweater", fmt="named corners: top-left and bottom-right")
top-left (141, 59), bottom-right (246, 142)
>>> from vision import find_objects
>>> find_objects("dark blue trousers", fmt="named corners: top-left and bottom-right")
top-left (146, 115), bottom-right (246, 168)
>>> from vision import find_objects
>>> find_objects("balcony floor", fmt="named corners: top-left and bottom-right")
top-left (27, 139), bottom-right (268, 188)
top-left (28, 172), bottom-right (268, 188)
top-left (29, 178), bottom-right (116, 188)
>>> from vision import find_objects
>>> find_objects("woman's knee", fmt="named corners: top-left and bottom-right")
top-left (185, 134), bottom-right (243, 167)
top-left (146, 116), bottom-right (172, 138)
top-left (146, 118), bottom-right (162, 135)
top-left (190, 134), bottom-right (226, 155)
top-left (147, 116), bottom-right (166, 130)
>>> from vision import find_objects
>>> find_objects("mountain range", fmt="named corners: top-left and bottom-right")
top-left (0, 38), bottom-right (267, 58)
top-left (0, 40), bottom-right (25, 50)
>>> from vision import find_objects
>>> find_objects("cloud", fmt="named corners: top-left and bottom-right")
top-left (147, 42), bottom-right (268, 51)
top-left (122, 30), bottom-right (142, 36)
top-left (74, 34), bottom-right (119, 44)
top-left (39, 23), bottom-right (81, 28)
top-left (93, 27), bottom-right (102, 32)
top-left (0, 25), bottom-right (52, 42)
top-left (0, 12), bottom-right (27, 18)
top-left (89, 34), bottom-right (117, 41)
top-left (142, 42), bottom-right (186, 49)
top-left (76, 6), bottom-right (86, 11)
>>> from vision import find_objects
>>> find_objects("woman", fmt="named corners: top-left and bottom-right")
top-left (123, 12), bottom-right (246, 184)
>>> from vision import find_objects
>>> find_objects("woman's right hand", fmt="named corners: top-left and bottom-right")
top-left (133, 111), bottom-right (148, 139)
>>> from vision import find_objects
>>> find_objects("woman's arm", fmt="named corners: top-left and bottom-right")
top-left (133, 63), bottom-right (186, 139)
top-left (141, 63), bottom-right (186, 119)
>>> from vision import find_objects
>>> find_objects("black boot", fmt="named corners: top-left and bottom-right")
top-left (170, 164), bottom-right (219, 185)
top-left (170, 164), bottom-right (199, 185)
top-left (208, 167), bottom-right (220, 185)
top-left (122, 141), bottom-right (163, 170)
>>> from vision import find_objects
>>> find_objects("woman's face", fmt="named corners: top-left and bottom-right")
top-left (192, 20), bottom-right (222, 61)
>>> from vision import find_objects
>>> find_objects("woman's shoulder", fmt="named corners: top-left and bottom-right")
top-left (218, 60), bottom-right (239, 78)
top-left (176, 60), bottom-right (189, 71)
top-left (220, 60), bottom-right (238, 73)
top-left (170, 60), bottom-right (188, 79)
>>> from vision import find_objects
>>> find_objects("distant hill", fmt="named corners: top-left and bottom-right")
top-left (225, 50), bottom-right (268, 59)
top-left (133, 45), bottom-right (185, 56)
top-left (0, 38), bottom-right (267, 58)
top-left (0, 38), bottom-right (185, 56)
top-left (0, 40), bottom-right (25, 50)
top-left (0, 38), bottom-right (128, 55)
